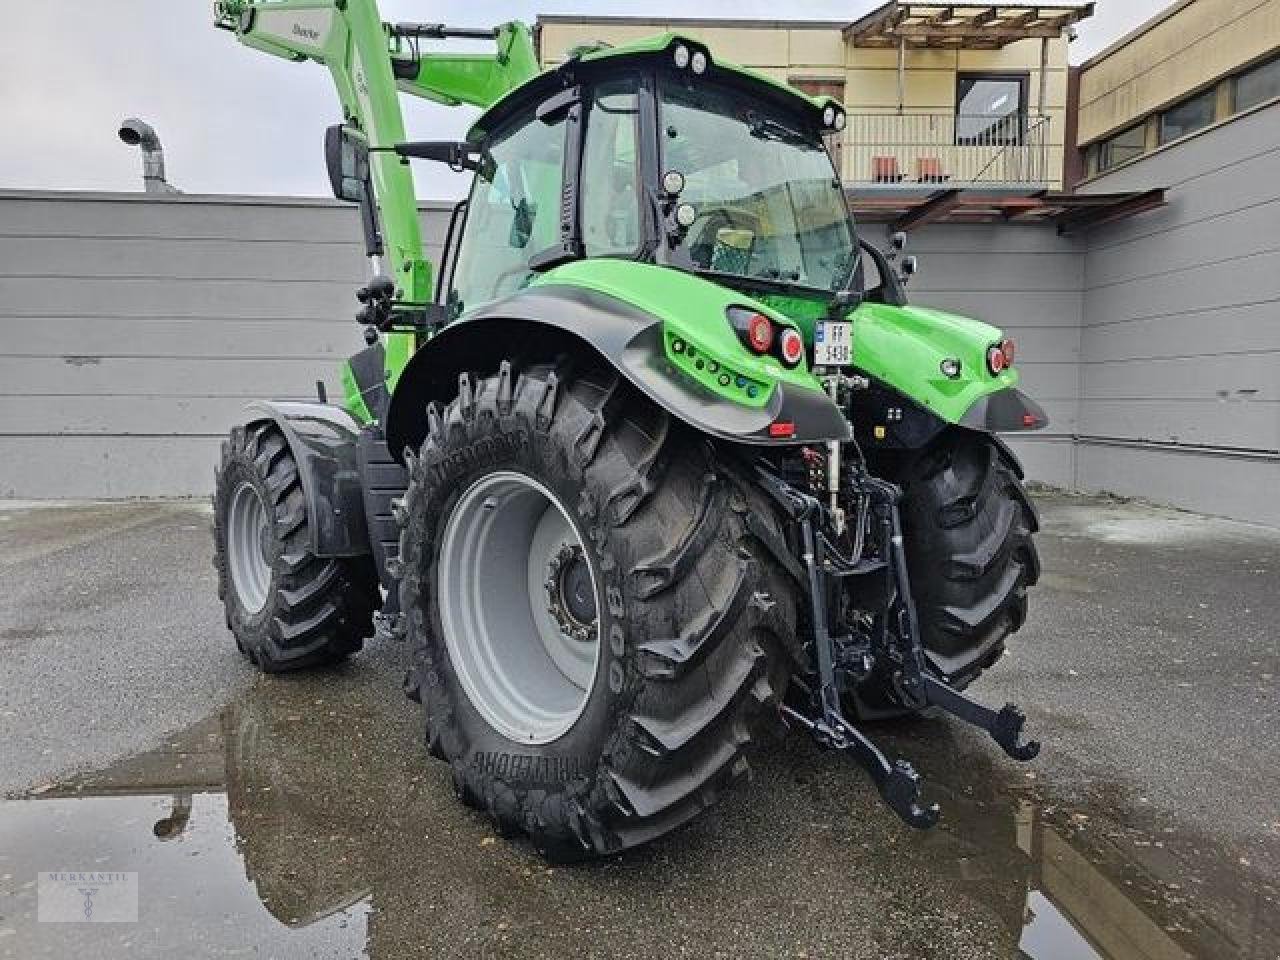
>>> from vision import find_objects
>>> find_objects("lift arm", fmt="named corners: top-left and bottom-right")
top-left (213, 0), bottom-right (539, 385)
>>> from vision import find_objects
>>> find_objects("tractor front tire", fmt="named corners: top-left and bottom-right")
top-left (898, 432), bottom-right (1041, 688)
top-left (213, 422), bottom-right (378, 672)
top-left (398, 361), bottom-right (796, 860)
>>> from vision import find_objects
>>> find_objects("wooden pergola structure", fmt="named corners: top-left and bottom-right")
top-left (847, 186), bottom-right (1167, 235)
top-left (844, 3), bottom-right (1095, 49)
top-left (844, 3), bottom-right (1094, 116)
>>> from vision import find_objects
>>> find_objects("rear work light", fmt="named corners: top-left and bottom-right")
top-left (778, 327), bottom-right (805, 367)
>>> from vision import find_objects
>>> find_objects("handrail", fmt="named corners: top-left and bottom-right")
top-left (838, 112), bottom-right (1054, 186)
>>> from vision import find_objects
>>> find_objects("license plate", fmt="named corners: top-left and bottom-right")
top-left (814, 321), bottom-right (853, 366)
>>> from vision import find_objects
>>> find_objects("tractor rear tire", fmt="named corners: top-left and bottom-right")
top-left (213, 422), bottom-right (379, 672)
top-left (397, 360), bottom-right (796, 860)
top-left (898, 432), bottom-right (1041, 688)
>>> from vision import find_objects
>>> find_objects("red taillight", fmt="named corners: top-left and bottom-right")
top-left (768, 421), bottom-right (796, 439)
top-left (987, 344), bottom-right (1007, 375)
top-left (1022, 412), bottom-right (1040, 428)
top-left (746, 313), bottom-right (774, 353)
top-left (778, 328), bottom-right (805, 367)
top-left (1001, 338), bottom-right (1016, 367)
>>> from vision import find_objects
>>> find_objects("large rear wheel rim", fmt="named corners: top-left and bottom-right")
top-left (227, 480), bottom-right (273, 616)
top-left (437, 471), bottom-right (601, 745)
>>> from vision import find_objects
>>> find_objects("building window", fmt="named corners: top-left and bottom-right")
top-left (956, 73), bottom-right (1028, 145)
top-left (1233, 55), bottom-right (1280, 112)
top-left (1159, 89), bottom-right (1216, 144)
top-left (1094, 123), bottom-right (1146, 173)
top-left (789, 76), bottom-right (846, 101)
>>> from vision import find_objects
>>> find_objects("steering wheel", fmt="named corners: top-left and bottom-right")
top-left (686, 206), bottom-right (762, 269)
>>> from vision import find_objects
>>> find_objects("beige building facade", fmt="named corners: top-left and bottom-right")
top-left (1077, 0), bottom-right (1280, 179)
top-left (536, 4), bottom-right (1091, 189)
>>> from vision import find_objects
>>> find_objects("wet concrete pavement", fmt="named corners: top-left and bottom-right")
top-left (1, 494), bottom-right (1277, 958)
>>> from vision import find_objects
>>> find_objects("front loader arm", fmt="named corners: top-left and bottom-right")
top-left (213, 1), bottom-right (538, 389)
top-left (392, 23), bottom-right (540, 108)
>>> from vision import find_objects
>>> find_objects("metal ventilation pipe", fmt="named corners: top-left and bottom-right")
top-left (117, 118), bottom-right (181, 193)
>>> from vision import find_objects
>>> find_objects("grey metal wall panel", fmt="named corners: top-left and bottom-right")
top-left (1080, 354), bottom-right (1278, 402)
top-left (1083, 198), bottom-right (1280, 291)
top-left (1082, 248), bottom-right (1280, 326)
top-left (0, 193), bottom-right (1085, 499)
top-left (0, 357), bottom-right (343, 398)
top-left (901, 252), bottom-right (1083, 293)
top-left (0, 437), bottom-right (230, 500)
top-left (1075, 442), bottom-right (1280, 529)
top-left (902, 290), bottom-right (1084, 328)
top-left (1078, 102), bottom-right (1280, 524)
top-left (906, 225), bottom-right (1086, 256)
top-left (1080, 302), bottom-right (1280, 362)
top-left (0, 396), bottom-right (283, 437)
top-left (1078, 399), bottom-right (1278, 451)
top-left (0, 237), bottom-right (371, 283)
top-left (15, 317), bottom-right (361, 359)
top-left (0, 191), bottom-right (454, 245)
top-left (1001, 435), bottom-right (1076, 489)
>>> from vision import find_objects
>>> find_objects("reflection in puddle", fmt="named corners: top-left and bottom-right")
top-left (0, 699), bottom-right (1273, 959)
top-left (1013, 802), bottom-right (1189, 960)
top-left (0, 792), bottom-right (369, 959)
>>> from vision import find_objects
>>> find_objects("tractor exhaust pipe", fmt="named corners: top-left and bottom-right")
top-left (117, 118), bottom-right (180, 194)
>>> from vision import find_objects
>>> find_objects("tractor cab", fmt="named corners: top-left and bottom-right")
top-left (439, 36), bottom-right (868, 321)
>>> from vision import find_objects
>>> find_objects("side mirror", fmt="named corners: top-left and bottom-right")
top-left (324, 124), bottom-right (371, 204)
top-left (890, 230), bottom-right (908, 252)
top-left (900, 255), bottom-right (919, 284)
top-left (324, 124), bottom-right (382, 259)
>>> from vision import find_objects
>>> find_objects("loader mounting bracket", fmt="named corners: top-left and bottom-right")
top-left (754, 461), bottom-right (1039, 830)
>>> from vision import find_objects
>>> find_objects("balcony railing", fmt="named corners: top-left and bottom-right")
top-left (838, 113), bottom-right (1053, 188)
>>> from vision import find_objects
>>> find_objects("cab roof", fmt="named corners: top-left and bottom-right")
top-left (468, 32), bottom-right (841, 142)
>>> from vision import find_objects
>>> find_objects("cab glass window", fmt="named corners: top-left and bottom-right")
top-left (581, 81), bottom-right (641, 257)
top-left (659, 79), bottom-right (856, 294)
top-left (450, 109), bottom-right (565, 314)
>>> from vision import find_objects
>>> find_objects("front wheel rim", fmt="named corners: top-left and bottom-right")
top-left (437, 471), bottom-right (602, 745)
top-left (227, 480), bottom-right (273, 616)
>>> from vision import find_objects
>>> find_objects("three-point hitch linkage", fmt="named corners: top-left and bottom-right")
top-left (754, 458), bottom-right (1040, 827)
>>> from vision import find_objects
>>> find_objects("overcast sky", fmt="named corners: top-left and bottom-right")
top-left (0, 0), bottom-right (1170, 200)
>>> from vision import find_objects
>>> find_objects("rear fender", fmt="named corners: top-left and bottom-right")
top-left (245, 401), bottom-right (370, 558)
top-left (385, 283), bottom-right (850, 464)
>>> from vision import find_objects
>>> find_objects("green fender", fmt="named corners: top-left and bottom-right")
top-left (383, 259), bottom-right (1046, 462)
top-left (855, 302), bottom-right (1008, 418)
top-left (384, 261), bottom-right (849, 462)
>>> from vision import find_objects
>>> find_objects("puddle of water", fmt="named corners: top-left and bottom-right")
top-left (1038, 571), bottom-right (1096, 595)
top-left (0, 793), bottom-right (369, 959)
top-left (1, 697), bottom-right (1274, 959)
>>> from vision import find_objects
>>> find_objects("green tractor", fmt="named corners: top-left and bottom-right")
top-left (211, 1), bottom-right (1045, 859)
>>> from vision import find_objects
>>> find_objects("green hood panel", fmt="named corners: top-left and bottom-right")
top-left (851, 302), bottom-right (1019, 424)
